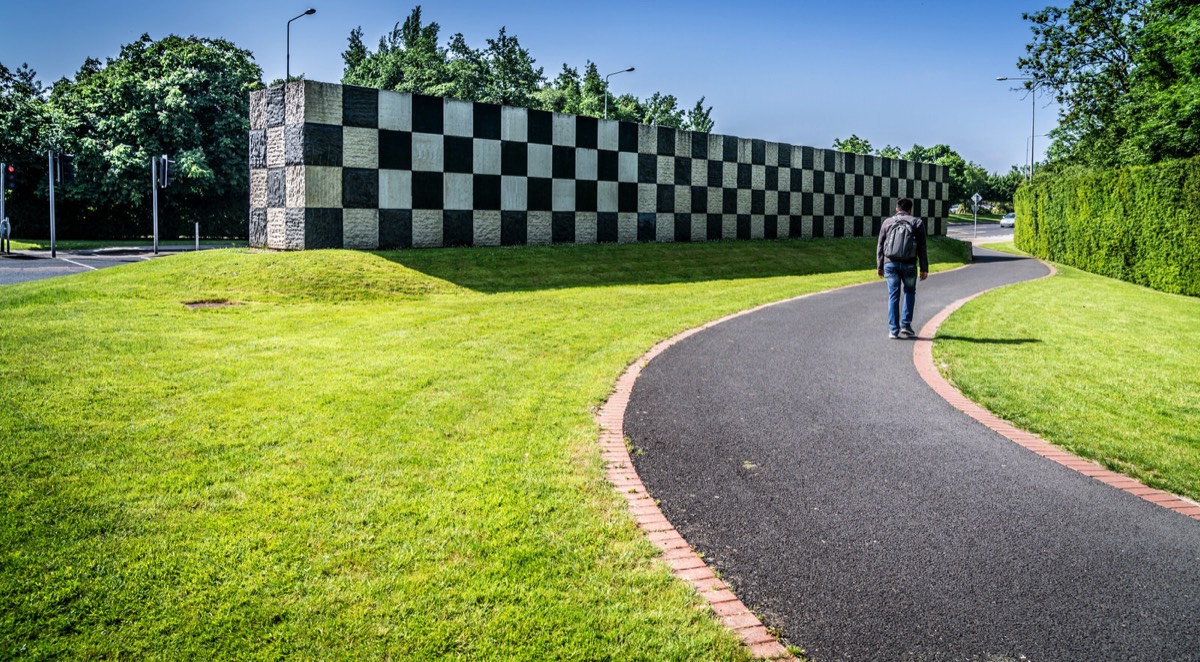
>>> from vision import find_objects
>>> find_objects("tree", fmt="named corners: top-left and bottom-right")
top-left (342, 6), bottom-right (450, 95)
top-left (684, 98), bottom-right (714, 133)
top-left (0, 63), bottom-right (52, 228)
top-left (47, 34), bottom-right (262, 238)
top-left (832, 134), bottom-right (873, 154)
top-left (876, 144), bottom-right (902, 159)
top-left (480, 27), bottom-right (543, 107)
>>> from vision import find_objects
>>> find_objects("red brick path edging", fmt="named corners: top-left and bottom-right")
top-left (912, 263), bottom-right (1200, 522)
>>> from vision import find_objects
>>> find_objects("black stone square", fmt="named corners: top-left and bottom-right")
top-left (862, 155), bottom-right (875, 176)
top-left (249, 208), bottom-right (267, 246)
top-left (751, 190), bottom-right (765, 215)
top-left (379, 209), bottom-right (413, 249)
top-left (473, 102), bottom-right (501, 140)
top-left (778, 146), bottom-right (792, 168)
top-left (379, 130), bottom-right (412, 170)
top-left (707, 213), bottom-right (722, 240)
top-left (501, 141), bottom-right (527, 176)
top-left (802, 192), bottom-right (814, 215)
top-left (882, 159), bottom-right (893, 177)
top-left (597, 150), bottom-right (619, 181)
top-left (851, 217), bottom-right (862, 237)
top-left (412, 172), bottom-right (443, 209)
top-left (552, 146), bottom-right (576, 180)
top-left (751, 139), bottom-right (766, 165)
top-left (801, 146), bottom-right (814, 170)
top-left (766, 166), bottom-right (778, 191)
top-left (789, 216), bottom-right (804, 238)
top-left (722, 188), bottom-right (738, 214)
top-left (834, 217), bottom-right (845, 238)
top-left (444, 136), bottom-right (473, 174)
top-left (576, 180), bottom-right (597, 211)
top-left (473, 174), bottom-right (501, 210)
top-left (343, 85), bottom-right (379, 128)
top-left (873, 176), bottom-right (883, 197)
top-left (778, 191), bottom-right (791, 214)
top-left (675, 214), bottom-right (692, 242)
top-left (737, 214), bottom-right (751, 240)
top-left (855, 174), bottom-right (865, 195)
top-left (576, 116), bottom-right (598, 150)
top-left (552, 211), bottom-right (575, 243)
top-left (527, 109), bottom-right (552, 144)
top-left (737, 163), bottom-right (751, 189)
top-left (444, 210), bottom-right (473, 247)
top-left (249, 129), bottom-right (267, 169)
top-left (790, 167), bottom-right (804, 193)
top-left (618, 122), bottom-right (638, 152)
top-left (502, 211), bottom-right (527, 246)
top-left (412, 94), bottom-right (444, 134)
top-left (707, 160), bottom-right (723, 188)
top-left (638, 153), bottom-right (657, 184)
top-left (691, 133), bottom-right (708, 160)
top-left (305, 208), bottom-right (343, 249)
top-left (824, 150), bottom-right (836, 172)
top-left (267, 168), bottom-right (285, 208)
top-left (765, 215), bottom-right (778, 239)
top-left (303, 123), bottom-right (343, 167)
top-left (812, 171), bottom-right (825, 194)
top-left (871, 217), bottom-right (883, 236)
top-left (844, 153), bottom-right (857, 176)
top-left (343, 168), bottom-right (379, 209)
top-left (824, 194), bottom-right (835, 216)
top-left (637, 213), bottom-right (656, 242)
top-left (899, 161), bottom-right (909, 179)
top-left (266, 87), bottom-right (285, 128)
top-left (597, 212), bottom-right (619, 243)
top-left (528, 177), bottom-right (552, 212)
top-left (656, 184), bottom-right (675, 213)
top-left (618, 182), bottom-right (638, 213)
top-left (656, 127), bottom-right (674, 156)
top-left (674, 157), bottom-right (691, 186)
top-left (835, 173), bottom-right (846, 195)
top-left (722, 137), bottom-right (738, 162)
top-left (690, 186), bottom-right (707, 213)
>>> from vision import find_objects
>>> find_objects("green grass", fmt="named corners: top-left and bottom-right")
top-left (0, 238), bottom-right (969, 659)
top-left (935, 265), bottom-right (1200, 501)
top-left (978, 241), bottom-right (1026, 256)
top-left (8, 238), bottom-right (247, 250)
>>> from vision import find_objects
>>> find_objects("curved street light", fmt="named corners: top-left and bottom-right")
top-left (287, 8), bottom-right (317, 82)
top-left (604, 67), bottom-right (635, 120)
top-left (997, 76), bottom-right (1037, 181)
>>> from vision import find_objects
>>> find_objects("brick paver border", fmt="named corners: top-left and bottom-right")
top-left (912, 262), bottom-right (1200, 522)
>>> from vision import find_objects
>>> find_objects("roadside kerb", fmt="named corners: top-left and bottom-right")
top-left (912, 262), bottom-right (1200, 521)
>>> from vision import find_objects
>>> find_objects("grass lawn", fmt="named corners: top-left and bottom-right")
top-left (7, 238), bottom-right (247, 250)
top-left (935, 264), bottom-right (1200, 502)
top-left (0, 238), bottom-right (969, 659)
top-left (977, 241), bottom-right (1025, 256)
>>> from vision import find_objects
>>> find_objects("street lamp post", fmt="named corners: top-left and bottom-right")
top-left (287, 8), bottom-right (317, 82)
top-left (604, 67), bottom-right (635, 120)
top-left (997, 76), bottom-right (1037, 182)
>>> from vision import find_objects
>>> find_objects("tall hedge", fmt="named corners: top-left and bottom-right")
top-left (1014, 157), bottom-right (1200, 296)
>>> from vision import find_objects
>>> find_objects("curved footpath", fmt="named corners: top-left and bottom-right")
top-left (617, 248), bottom-right (1200, 661)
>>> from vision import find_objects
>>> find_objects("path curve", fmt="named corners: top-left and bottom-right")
top-left (614, 248), bottom-right (1200, 661)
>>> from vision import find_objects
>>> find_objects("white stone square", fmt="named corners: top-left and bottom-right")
top-left (266, 126), bottom-right (285, 168)
top-left (379, 170), bottom-right (412, 209)
top-left (723, 214), bottom-right (737, 239)
top-left (618, 152), bottom-right (638, 183)
top-left (444, 173), bottom-right (473, 210)
top-left (552, 179), bottom-right (575, 211)
top-left (638, 124), bottom-right (657, 153)
top-left (552, 113), bottom-right (575, 146)
top-left (473, 139), bottom-right (501, 175)
top-left (250, 170), bottom-right (267, 208)
top-left (691, 160), bottom-right (708, 187)
top-left (638, 183), bottom-right (656, 212)
top-left (343, 209), bottom-right (380, 249)
top-left (674, 186), bottom-right (690, 213)
top-left (501, 106), bottom-right (527, 142)
top-left (412, 133), bottom-right (444, 172)
top-left (378, 90), bottom-right (412, 131)
top-left (707, 187), bottom-right (723, 214)
top-left (576, 148), bottom-right (598, 180)
top-left (304, 166), bottom-right (342, 208)
top-left (765, 192), bottom-right (778, 215)
top-left (737, 138), bottom-right (753, 163)
top-left (266, 208), bottom-right (286, 250)
top-left (751, 165), bottom-right (766, 190)
top-left (474, 210), bottom-right (501, 247)
top-left (708, 134), bottom-right (724, 161)
top-left (444, 99), bottom-right (473, 137)
top-left (691, 215), bottom-right (706, 242)
top-left (285, 166), bottom-right (305, 208)
top-left (778, 168), bottom-right (791, 192)
top-left (656, 156), bottom-right (674, 185)
top-left (527, 211), bottom-right (552, 245)
top-left (597, 181), bottom-right (618, 213)
top-left (575, 212), bottom-right (598, 244)
top-left (528, 144), bottom-right (552, 178)
top-left (737, 189), bottom-right (751, 214)
top-left (303, 82), bottom-right (343, 125)
top-left (413, 209), bottom-right (443, 248)
top-left (343, 127), bottom-right (379, 169)
top-left (656, 213), bottom-right (674, 242)
top-left (617, 212), bottom-right (638, 243)
top-left (501, 176), bottom-right (527, 211)
top-left (598, 119), bottom-right (619, 151)
top-left (723, 162), bottom-right (737, 188)
top-left (766, 142), bottom-right (779, 167)
top-left (751, 215), bottom-right (765, 239)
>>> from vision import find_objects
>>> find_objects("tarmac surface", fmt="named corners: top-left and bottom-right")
top-left (0, 245), bottom-right (222, 286)
top-left (625, 248), bottom-right (1200, 661)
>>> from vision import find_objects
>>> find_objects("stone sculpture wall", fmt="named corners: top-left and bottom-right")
top-left (249, 81), bottom-right (949, 250)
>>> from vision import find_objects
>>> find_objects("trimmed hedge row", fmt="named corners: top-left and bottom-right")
top-left (1014, 157), bottom-right (1200, 296)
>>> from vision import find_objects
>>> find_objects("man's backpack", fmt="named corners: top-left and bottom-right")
top-left (883, 217), bottom-right (917, 261)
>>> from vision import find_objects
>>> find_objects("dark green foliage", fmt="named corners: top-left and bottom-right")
top-left (0, 63), bottom-right (52, 229)
top-left (1014, 157), bottom-right (1200, 296)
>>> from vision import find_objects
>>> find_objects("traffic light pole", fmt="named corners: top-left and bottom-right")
top-left (151, 156), bottom-right (159, 255)
top-left (1, 161), bottom-right (6, 226)
top-left (48, 151), bottom-right (56, 258)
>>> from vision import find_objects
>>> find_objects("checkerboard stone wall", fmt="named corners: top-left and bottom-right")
top-left (249, 80), bottom-right (949, 250)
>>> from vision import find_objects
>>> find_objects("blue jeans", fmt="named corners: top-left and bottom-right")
top-left (884, 261), bottom-right (918, 334)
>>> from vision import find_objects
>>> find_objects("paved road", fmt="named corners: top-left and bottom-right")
top-left (0, 246), bottom-right (221, 286)
top-left (626, 249), bottom-right (1200, 661)
top-left (947, 221), bottom-right (1013, 245)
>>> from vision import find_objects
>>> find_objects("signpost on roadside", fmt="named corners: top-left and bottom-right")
top-left (151, 154), bottom-right (175, 255)
top-left (971, 192), bottom-right (983, 239)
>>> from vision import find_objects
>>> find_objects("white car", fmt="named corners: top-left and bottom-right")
top-left (1000, 213), bottom-right (1016, 228)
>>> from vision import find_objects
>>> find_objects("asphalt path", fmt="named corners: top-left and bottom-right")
top-left (625, 248), bottom-right (1200, 661)
top-left (946, 221), bottom-right (1014, 245)
top-left (0, 246), bottom-right (219, 286)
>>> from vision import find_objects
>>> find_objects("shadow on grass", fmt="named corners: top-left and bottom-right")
top-left (971, 250), bottom-right (1031, 264)
top-left (375, 237), bottom-right (971, 294)
top-left (936, 335), bottom-right (1042, 345)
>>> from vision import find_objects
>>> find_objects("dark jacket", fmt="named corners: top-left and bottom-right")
top-left (876, 212), bottom-right (928, 272)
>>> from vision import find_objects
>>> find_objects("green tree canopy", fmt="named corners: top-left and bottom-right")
top-left (832, 134), bottom-right (873, 154)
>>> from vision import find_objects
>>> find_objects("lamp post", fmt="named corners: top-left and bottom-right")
top-left (287, 8), bottom-right (317, 82)
top-left (604, 67), bottom-right (635, 120)
top-left (997, 76), bottom-right (1037, 182)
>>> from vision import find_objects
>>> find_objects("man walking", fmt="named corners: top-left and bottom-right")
top-left (876, 198), bottom-right (928, 339)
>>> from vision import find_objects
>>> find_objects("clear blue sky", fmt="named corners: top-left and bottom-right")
top-left (1, 0), bottom-right (1057, 174)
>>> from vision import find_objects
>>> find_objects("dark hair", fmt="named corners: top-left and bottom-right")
top-left (896, 198), bottom-right (913, 213)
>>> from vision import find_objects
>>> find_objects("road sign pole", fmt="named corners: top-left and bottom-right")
top-left (48, 151), bottom-right (56, 258)
top-left (152, 156), bottom-right (159, 255)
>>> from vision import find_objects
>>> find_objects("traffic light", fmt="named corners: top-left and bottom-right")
top-left (3, 164), bottom-right (15, 191)
top-left (159, 155), bottom-right (175, 188)
top-left (55, 153), bottom-right (74, 184)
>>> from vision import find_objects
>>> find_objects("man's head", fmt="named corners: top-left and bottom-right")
top-left (896, 198), bottom-right (913, 214)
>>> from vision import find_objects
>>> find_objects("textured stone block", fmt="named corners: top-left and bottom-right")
top-left (412, 132), bottom-right (444, 172)
top-left (597, 118), bottom-right (619, 151)
top-left (674, 130), bottom-right (691, 158)
top-left (379, 170), bottom-right (412, 209)
top-left (305, 166), bottom-right (341, 208)
top-left (285, 166), bottom-right (305, 209)
top-left (655, 156), bottom-right (674, 185)
top-left (305, 208), bottom-right (343, 249)
top-left (616, 212), bottom-right (636, 243)
top-left (674, 186), bottom-right (690, 214)
top-left (284, 81), bottom-right (304, 126)
top-left (249, 129), bottom-right (267, 169)
top-left (343, 127), bottom-right (379, 169)
top-left (249, 208), bottom-right (267, 247)
top-left (574, 211), bottom-right (597, 244)
top-left (266, 86), bottom-right (285, 128)
top-left (343, 208), bottom-right (379, 249)
top-left (444, 98), bottom-right (473, 137)
top-left (342, 85), bottom-right (379, 128)
top-left (266, 207), bottom-right (286, 249)
top-left (473, 139), bottom-right (501, 175)
top-left (637, 183), bottom-right (656, 212)
top-left (691, 214), bottom-right (707, 242)
top-left (473, 209), bottom-right (501, 247)
top-left (267, 168), bottom-right (286, 208)
top-left (765, 190), bottom-right (778, 215)
top-left (618, 152), bottom-right (637, 183)
top-left (527, 143), bottom-right (552, 178)
top-left (575, 148), bottom-right (597, 181)
top-left (655, 213), bottom-right (674, 242)
top-left (250, 170), bottom-right (268, 209)
top-left (378, 90), bottom-right (411, 131)
top-left (527, 210), bottom-right (552, 245)
top-left (285, 207), bottom-right (306, 250)
top-left (751, 165), bottom-right (766, 190)
top-left (249, 90), bottom-right (267, 130)
top-left (707, 187), bottom-right (722, 214)
top-left (266, 126), bottom-right (285, 168)
top-left (303, 81), bottom-right (343, 125)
